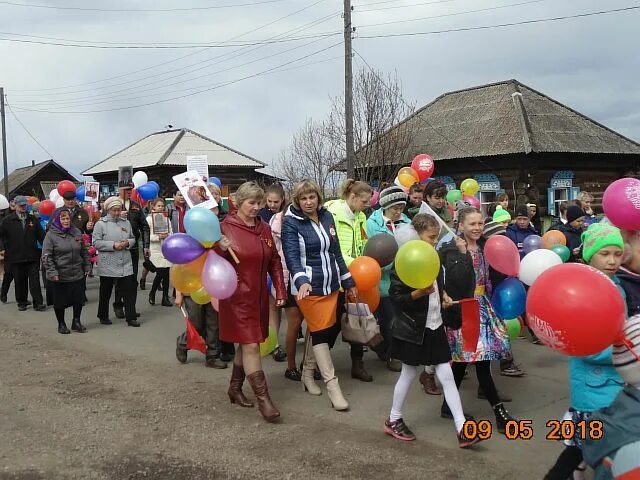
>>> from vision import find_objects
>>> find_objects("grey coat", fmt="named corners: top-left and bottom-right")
top-left (92, 215), bottom-right (135, 278)
top-left (42, 225), bottom-right (90, 282)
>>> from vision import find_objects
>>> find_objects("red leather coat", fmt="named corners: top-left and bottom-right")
top-left (218, 213), bottom-right (286, 344)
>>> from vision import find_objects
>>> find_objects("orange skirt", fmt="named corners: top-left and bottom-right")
top-left (296, 291), bottom-right (339, 332)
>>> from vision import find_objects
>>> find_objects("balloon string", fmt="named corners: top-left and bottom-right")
top-left (619, 337), bottom-right (640, 361)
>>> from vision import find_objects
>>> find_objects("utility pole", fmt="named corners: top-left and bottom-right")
top-left (0, 87), bottom-right (8, 197)
top-left (343, 0), bottom-right (355, 179)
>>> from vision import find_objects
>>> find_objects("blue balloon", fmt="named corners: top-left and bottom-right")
top-left (137, 182), bottom-right (158, 202)
top-left (209, 176), bottom-right (222, 189)
top-left (147, 181), bottom-right (160, 195)
top-left (491, 278), bottom-right (527, 320)
top-left (76, 185), bottom-right (86, 200)
top-left (40, 213), bottom-right (50, 221)
top-left (184, 207), bottom-right (221, 244)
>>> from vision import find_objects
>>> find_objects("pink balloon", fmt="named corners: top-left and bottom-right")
top-left (602, 177), bottom-right (640, 230)
top-left (201, 250), bottom-right (238, 300)
top-left (210, 297), bottom-right (219, 311)
top-left (371, 191), bottom-right (380, 207)
top-left (463, 194), bottom-right (480, 209)
top-left (484, 235), bottom-right (520, 277)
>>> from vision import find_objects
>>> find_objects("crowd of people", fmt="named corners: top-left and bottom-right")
top-left (0, 176), bottom-right (638, 478)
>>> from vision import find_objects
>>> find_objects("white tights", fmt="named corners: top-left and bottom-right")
top-left (390, 363), bottom-right (466, 433)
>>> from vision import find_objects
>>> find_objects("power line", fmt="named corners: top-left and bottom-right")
top-left (0, 0), bottom-right (290, 12)
top-left (5, 102), bottom-right (56, 159)
top-left (359, 5), bottom-right (640, 39)
top-left (357, 0), bottom-right (462, 13)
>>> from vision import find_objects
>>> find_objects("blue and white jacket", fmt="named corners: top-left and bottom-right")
top-left (282, 205), bottom-right (355, 296)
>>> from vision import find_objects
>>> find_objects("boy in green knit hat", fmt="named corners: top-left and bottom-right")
top-left (492, 205), bottom-right (511, 226)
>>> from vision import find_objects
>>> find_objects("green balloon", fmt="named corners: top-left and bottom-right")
top-left (550, 244), bottom-right (570, 262)
top-left (504, 318), bottom-right (521, 340)
top-left (446, 189), bottom-right (462, 205)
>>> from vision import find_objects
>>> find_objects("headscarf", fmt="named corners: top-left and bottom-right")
top-left (103, 196), bottom-right (123, 212)
top-left (52, 207), bottom-right (72, 233)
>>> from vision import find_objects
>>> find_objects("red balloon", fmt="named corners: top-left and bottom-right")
top-left (349, 256), bottom-right (382, 291)
top-left (57, 180), bottom-right (76, 196)
top-left (411, 154), bottom-right (435, 182)
top-left (484, 235), bottom-right (520, 277)
top-left (39, 199), bottom-right (55, 216)
top-left (526, 263), bottom-right (625, 356)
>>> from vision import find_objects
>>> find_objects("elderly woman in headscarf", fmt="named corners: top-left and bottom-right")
top-left (42, 208), bottom-right (91, 334)
top-left (92, 196), bottom-right (140, 327)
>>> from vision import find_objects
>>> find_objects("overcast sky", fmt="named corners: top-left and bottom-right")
top-left (1, 0), bottom-right (639, 180)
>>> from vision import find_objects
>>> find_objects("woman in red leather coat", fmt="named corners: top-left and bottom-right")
top-left (218, 182), bottom-right (286, 422)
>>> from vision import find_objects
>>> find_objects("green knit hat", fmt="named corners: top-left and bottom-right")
top-left (581, 222), bottom-right (624, 263)
top-left (493, 206), bottom-right (511, 224)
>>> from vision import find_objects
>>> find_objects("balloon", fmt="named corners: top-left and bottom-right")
top-left (349, 256), bottom-right (382, 291)
top-left (542, 230), bottom-right (566, 249)
top-left (522, 234), bottom-right (542, 254)
top-left (491, 278), bottom-right (527, 319)
top-left (39, 199), bottom-right (55, 216)
top-left (208, 177), bottom-right (222, 189)
top-left (484, 235), bottom-right (520, 276)
top-left (210, 297), bottom-right (219, 311)
top-left (504, 318), bottom-right (522, 340)
top-left (26, 196), bottom-right (38, 205)
top-left (260, 326), bottom-right (278, 357)
top-left (201, 250), bottom-right (238, 300)
top-left (397, 167), bottom-right (420, 188)
top-left (75, 185), bottom-right (86, 201)
top-left (359, 287), bottom-right (380, 312)
top-left (147, 181), bottom-right (160, 194)
top-left (85, 204), bottom-right (97, 216)
top-left (550, 244), bottom-right (570, 263)
top-left (170, 254), bottom-right (206, 294)
top-left (130, 188), bottom-right (142, 205)
top-left (184, 207), bottom-right (221, 244)
top-left (191, 287), bottom-right (212, 305)
top-left (363, 234), bottom-right (399, 267)
top-left (446, 189), bottom-right (462, 206)
top-left (371, 191), bottom-right (380, 207)
top-left (57, 180), bottom-right (76, 196)
top-left (49, 189), bottom-right (60, 202)
top-left (463, 194), bottom-right (480, 209)
top-left (461, 178), bottom-right (479, 196)
top-left (519, 249), bottom-right (563, 286)
top-left (411, 154), bottom-right (435, 182)
top-left (395, 224), bottom-right (419, 248)
top-left (55, 197), bottom-right (64, 208)
top-left (526, 263), bottom-right (626, 356)
top-left (132, 171), bottom-right (148, 188)
top-left (602, 177), bottom-right (640, 230)
top-left (137, 182), bottom-right (158, 202)
top-left (39, 214), bottom-right (50, 221)
top-left (395, 240), bottom-right (440, 289)
top-left (393, 176), bottom-right (409, 193)
top-left (161, 233), bottom-right (206, 264)
top-left (0, 194), bottom-right (8, 210)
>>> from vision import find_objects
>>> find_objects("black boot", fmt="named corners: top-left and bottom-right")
top-left (58, 321), bottom-right (70, 334)
top-left (71, 318), bottom-right (87, 333)
top-left (493, 403), bottom-right (516, 434)
top-left (161, 294), bottom-right (172, 307)
top-left (114, 305), bottom-right (125, 319)
top-left (148, 289), bottom-right (156, 306)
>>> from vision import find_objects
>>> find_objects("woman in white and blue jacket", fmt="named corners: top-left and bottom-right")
top-left (282, 180), bottom-right (357, 412)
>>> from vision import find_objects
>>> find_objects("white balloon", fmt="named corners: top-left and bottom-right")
top-left (49, 189), bottom-right (60, 201)
top-left (55, 197), bottom-right (64, 208)
top-left (519, 249), bottom-right (563, 286)
top-left (132, 171), bottom-right (148, 188)
top-left (0, 194), bottom-right (9, 210)
top-left (395, 224), bottom-right (419, 248)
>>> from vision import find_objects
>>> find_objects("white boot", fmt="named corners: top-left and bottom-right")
top-left (313, 343), bottom-right (349, 411)
top-left (301, 335), bottom-right (321, 396)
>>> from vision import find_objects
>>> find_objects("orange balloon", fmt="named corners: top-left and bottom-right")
top-left (397, 167), bottom-right (419, 188)
top-left (359, 287), bottom-right (380, 312)
top-left (542, 230), bottom-right (567, 249)
top-left (170, 253), bottom-right (206, 294)
top-left (349, 256), bottom-right (382, 291)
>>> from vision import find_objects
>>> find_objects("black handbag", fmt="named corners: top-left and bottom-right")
top-left (143, 258), bottom-right (157, 273)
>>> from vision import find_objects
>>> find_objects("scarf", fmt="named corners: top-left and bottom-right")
top-left (52, 207), bottom-right (72, 234)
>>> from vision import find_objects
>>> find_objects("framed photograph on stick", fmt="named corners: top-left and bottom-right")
top-left (118, 166), bottom-right (134, 189)
top-left (172, 170), bottom-right (218, 210)
top-left (85, 181), bottom-right (100, 202)
top-left (152, 213), bottom-right (169, 235)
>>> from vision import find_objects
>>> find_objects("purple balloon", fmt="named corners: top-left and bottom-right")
top-left (202, 250), bottom-right (238, 300)
top-left (161, 233), bottom-right (205, 264)
top-left (522, 234), bottom-right (542, 255)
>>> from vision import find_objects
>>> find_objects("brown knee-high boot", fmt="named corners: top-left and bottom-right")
top-left (246, 370), bottom-right (280, 422)
top-left (228, 364), bottom-right (254, 408)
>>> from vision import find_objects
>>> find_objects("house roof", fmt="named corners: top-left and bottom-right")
top-left (0, 159), bottom-right (78, 195)
top-left (373, 79), bottom-right (640, 163)
top-left (82, 128), bottom-right (265, 176)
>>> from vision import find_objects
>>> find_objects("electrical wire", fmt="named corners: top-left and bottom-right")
top-left (0, 0), bottom-right (290, 12)
top-left (357, 0), bottom-right (463, 13)
top-left (5, 102), bottom-right (56, 159)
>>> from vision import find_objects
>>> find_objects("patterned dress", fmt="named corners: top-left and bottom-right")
top-left (447, 247), bottom-right (511, 362)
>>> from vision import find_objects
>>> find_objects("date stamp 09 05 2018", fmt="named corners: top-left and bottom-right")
top-left (462, 419), bottom-right (604, 441)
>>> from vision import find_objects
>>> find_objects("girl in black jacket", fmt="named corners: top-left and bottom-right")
top-left (384, 214), bottom-right (480, 448)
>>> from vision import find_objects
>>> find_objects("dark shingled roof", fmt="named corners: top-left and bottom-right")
top-left (0, 160), bottom-right (77, 196)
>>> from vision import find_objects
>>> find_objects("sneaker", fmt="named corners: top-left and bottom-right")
top-left (205, 357), bottom-right (228, 369)
top-left (0, 293), bottom-right (7, 304)
top-left (285, 368), bottom-right (302, 381)
top-left (457, 427), bottom-right (482, 449)
top-left (272, 346), bottom-right (287, 362)
top-left (384, 418), bottom-right (416, 442)
top-left (500, 363), bottom-right (526, 377)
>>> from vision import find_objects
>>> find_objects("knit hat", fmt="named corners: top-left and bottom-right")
top-left (566, 205), bottom-right (586, 224)
top-left (379, 185), bottom-right (407, 210)
top-left (581, 222), bottom-right (624, 263)
top-left (493, 205), bottom-right (511, 224)
top-left (483, 220), bottom-right (506, 239)
top-left (514, 204), bottom-right (530, 218)
top-left (613, 314), bottom-right (640, 388)
top-left (103, 196), bottom-right (123, 212)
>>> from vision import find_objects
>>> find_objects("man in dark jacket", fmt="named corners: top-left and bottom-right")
top-left (113, 187), bottom-right (150, 319)
top-left (559, 205), bottom-right (586, 262)
top-left (505, 204), bottom-right (539, 258)
top-left (62, 190), bottom-right (93, 234)
top-left (0, 195), bottom-right (46, 311)
top-left (0, 195), bottom-right (16, 303)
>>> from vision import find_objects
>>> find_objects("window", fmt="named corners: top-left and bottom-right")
top-left (479, 191), bottom-right (497, 217)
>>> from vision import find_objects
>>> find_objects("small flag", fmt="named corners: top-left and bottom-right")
top-left (460, 298), bottom-right (480, 353)
top-left (180, 306), bottom-right (207, 354)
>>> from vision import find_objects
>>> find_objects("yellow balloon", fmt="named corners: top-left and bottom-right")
top-left (398, 167), bottom-right (419, 188)
top-left (170, 254), bottom-right (205, 294)
top-left (259, 326), bottom-right (278, 357)
top-left (395, 240), bottom-right (440, 289)
top-left (201, 241), bottom-right (216, 248)
top-left (191, 287), bottom-right (212, 305)
top-left (461, 178), bottom-right (479, 196)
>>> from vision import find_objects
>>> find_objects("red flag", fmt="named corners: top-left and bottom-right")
top-left (180, 307), bottom-right (207, 354)
top-left (460, 298), bottom-right (480, 353)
